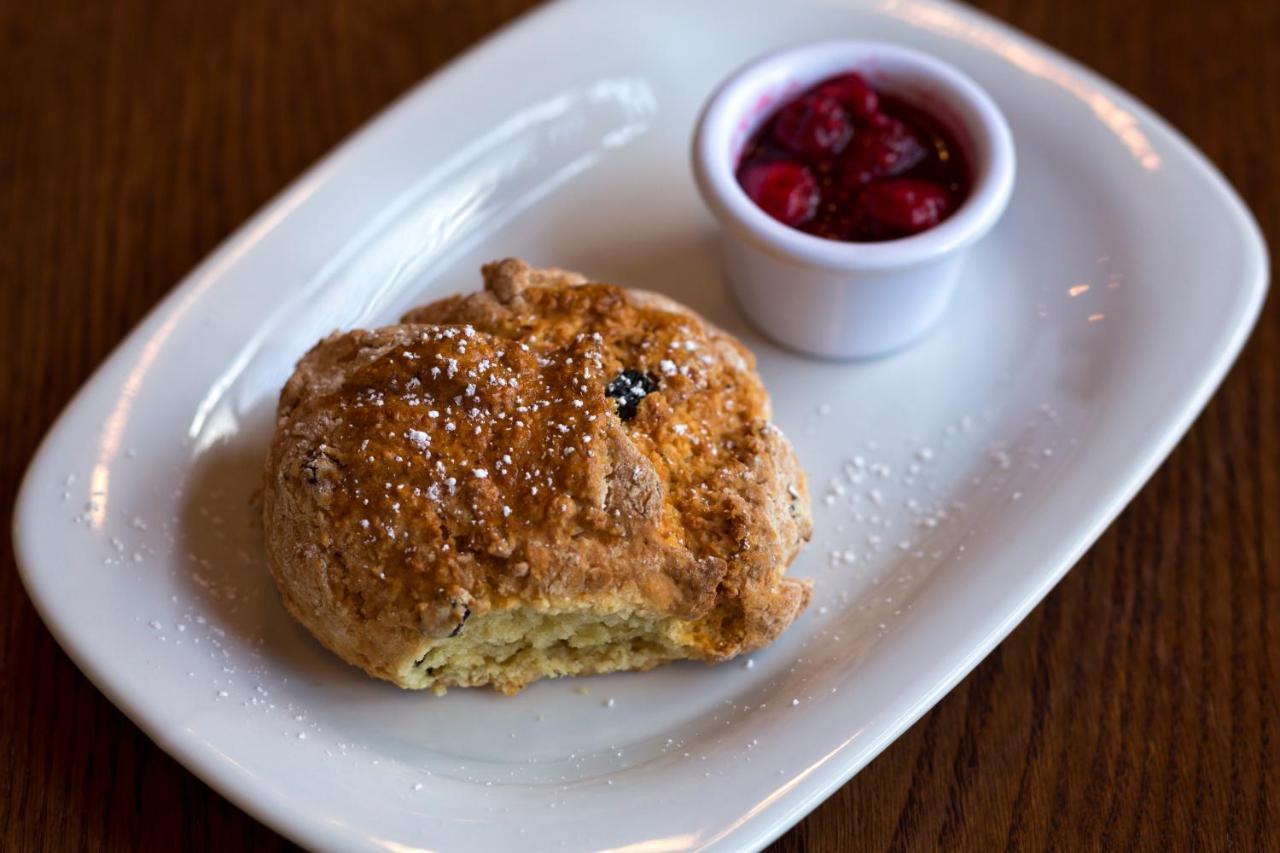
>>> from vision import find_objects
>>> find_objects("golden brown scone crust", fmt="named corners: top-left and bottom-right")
top-left (262, 259), bottom-right (811, 690)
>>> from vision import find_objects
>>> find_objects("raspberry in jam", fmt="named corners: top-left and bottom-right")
top-left (735, 72), bottom-right (970, 242)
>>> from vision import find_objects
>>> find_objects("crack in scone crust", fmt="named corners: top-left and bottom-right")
top-left (262, 259), bottom-right (812, 692)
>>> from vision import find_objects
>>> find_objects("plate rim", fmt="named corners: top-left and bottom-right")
top-left (12, 0), bottom-right (1269, 849)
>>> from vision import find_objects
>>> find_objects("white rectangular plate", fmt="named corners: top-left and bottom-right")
top-left (14, 0), bottom-right (1266, 850)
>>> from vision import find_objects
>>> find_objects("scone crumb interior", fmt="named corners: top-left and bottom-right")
top-left (406, 605), bottom-right (691, 695)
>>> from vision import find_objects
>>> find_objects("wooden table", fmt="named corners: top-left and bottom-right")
top-left (2, 1), bottom-right (1275, 849)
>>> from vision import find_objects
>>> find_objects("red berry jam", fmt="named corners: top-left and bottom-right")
top-left (736, 72), bottom-right (970, 242)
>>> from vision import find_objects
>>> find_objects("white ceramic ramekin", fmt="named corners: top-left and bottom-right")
top-left (692, 40), bottom-right (1015, 359)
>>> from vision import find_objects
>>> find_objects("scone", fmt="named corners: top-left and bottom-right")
top-left (262, 259), bottom-right (812, 694)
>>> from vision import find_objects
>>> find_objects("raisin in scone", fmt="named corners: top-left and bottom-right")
top-left (262, 259), bottom-right (811, 694)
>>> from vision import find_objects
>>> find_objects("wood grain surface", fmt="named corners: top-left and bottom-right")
top-left (2, 1), bottom-right (1276, 850)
